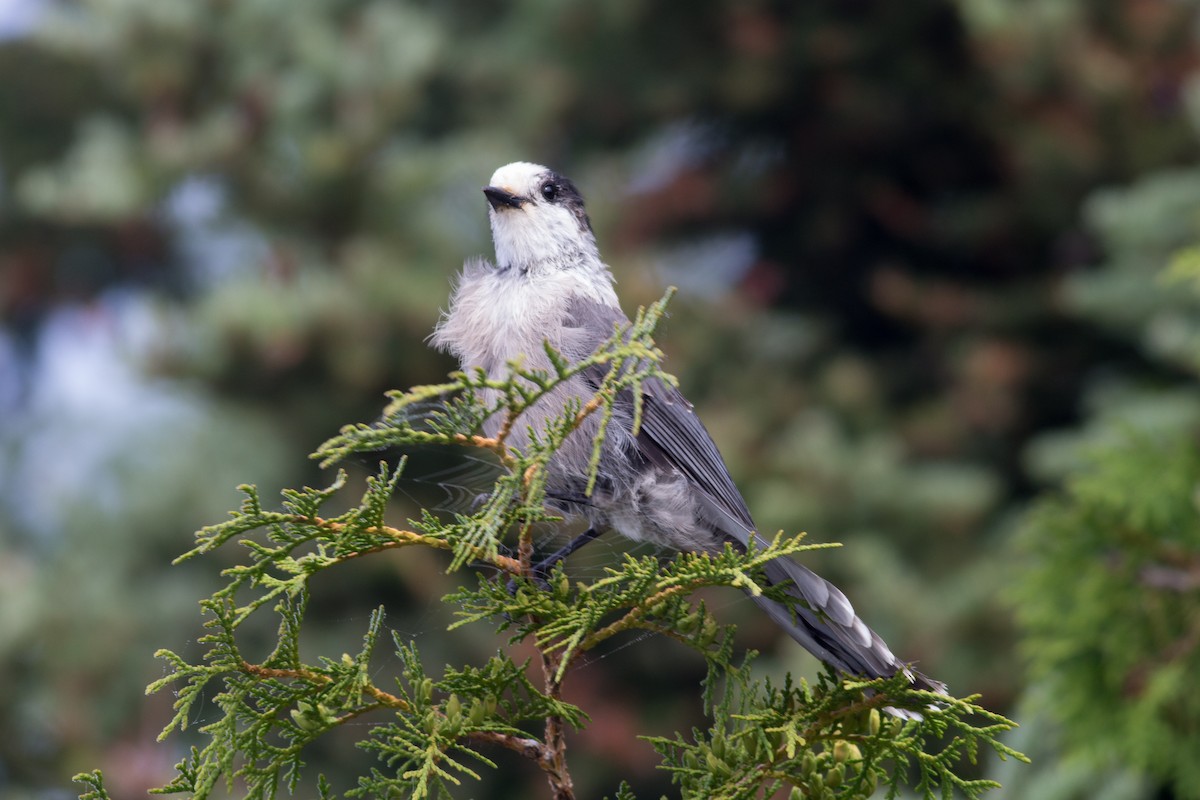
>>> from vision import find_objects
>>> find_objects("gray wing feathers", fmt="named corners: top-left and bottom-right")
top-left (563, 296), bottom-right (943, 694)
top-left (752, 547), bottom-right (946, 692)
top-left (562, 296), bottom-right (754, 528)
top-left (636, 379), bottom-right (756, 530)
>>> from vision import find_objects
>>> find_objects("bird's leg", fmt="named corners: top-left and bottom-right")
top-left (531, 527), bottom-right (603, 579)
top-left (507, 528), bottom-right (603, 592)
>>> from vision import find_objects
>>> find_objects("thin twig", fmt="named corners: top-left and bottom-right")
top-left (540, 651), bottom-right (576, 800)
top-left (240, 661), bottom-right (562, 777)
top-left (306, 517), bottom-right (523, 574)
top-left (240, 661), bottom-right (410, 711)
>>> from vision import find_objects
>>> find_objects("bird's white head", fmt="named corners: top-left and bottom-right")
top-left (483, 161), bottom-right (600, 274)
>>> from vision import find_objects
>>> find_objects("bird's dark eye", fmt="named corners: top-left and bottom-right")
top-left (540, 182), bottom-right (559, 202)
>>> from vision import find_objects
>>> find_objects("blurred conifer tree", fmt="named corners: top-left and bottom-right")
top-left (1010, 122), bottom-right (1200, 800)
top-left (0, 0), bottom-right (1197, 797)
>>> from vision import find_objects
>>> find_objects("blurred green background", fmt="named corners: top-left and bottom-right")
top-left (3, 0), bottom-right (1200, 798)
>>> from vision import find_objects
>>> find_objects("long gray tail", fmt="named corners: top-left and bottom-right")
top-left (748, 544), bottom-right (946, 696)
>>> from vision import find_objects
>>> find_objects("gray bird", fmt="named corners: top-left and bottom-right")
top-left (432, 161), bottom-right (944, 697)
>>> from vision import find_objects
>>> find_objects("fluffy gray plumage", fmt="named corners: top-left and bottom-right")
top-left (432, 161), bottom-right (945, 697)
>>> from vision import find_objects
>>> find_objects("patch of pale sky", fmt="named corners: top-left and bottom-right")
top-left (161, 175), bottom-right (271, 288)
top-left (1, 290), bottom-right (207, 538)
top-left (0, 0), bottom-right (42, 40)
top-left (654, 232), bottom-right (758, 299)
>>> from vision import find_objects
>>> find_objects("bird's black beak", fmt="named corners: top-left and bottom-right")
top-left (483, 186), bottom-right (525, 210)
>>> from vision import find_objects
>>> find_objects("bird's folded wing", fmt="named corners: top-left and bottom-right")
top-left (563, 295), bottom-right (756, 532)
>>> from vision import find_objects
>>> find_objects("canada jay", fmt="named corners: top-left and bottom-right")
top-left (432, 161), bottom-right (944, 696)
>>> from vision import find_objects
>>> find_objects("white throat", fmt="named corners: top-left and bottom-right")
top-left (489, 207), bottom-right (601, 274)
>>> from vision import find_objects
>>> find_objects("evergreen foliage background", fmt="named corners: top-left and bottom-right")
top-left (1, 0), bottom-right (1199, 797)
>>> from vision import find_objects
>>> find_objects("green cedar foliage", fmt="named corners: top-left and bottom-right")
top-left (76, 296), bottom-right (1022, 799)
top-left (1013, 164), bottom-right (1200, 798)
top-left (1015, 435), bottom-right (1200, 798)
